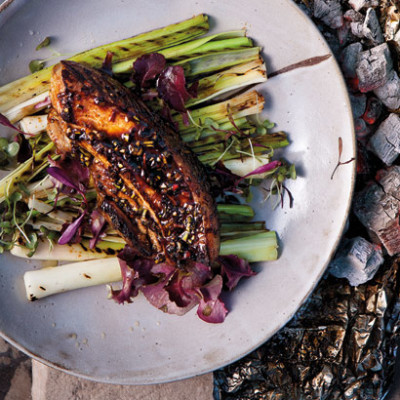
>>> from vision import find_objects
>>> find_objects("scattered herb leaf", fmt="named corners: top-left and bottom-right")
top-left (36, 36), bottom-right (51, 51)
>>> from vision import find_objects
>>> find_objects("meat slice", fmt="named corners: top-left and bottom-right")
top-left (49, 60), bottom-right (219, 265)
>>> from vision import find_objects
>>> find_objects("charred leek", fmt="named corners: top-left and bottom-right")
top-left (23, 230), bottom-right (278, 301)
top-left (0, 14), bottom-right (209, 114)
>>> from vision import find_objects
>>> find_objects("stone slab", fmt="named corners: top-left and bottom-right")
top-left (0, 338), bottom-right (31, 400)
top-left (31, 360), bottom-right (214, 400)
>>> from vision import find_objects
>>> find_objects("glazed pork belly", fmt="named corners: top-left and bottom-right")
top-left (47, 60), bottom-right (219, 266)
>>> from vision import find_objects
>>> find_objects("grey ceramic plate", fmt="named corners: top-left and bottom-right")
top-left (0, 0), bottom-right (355, 385)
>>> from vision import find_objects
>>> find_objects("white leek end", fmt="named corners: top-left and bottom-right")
top-left (223, 156), bottom-right (271, 179)
top-left (19, 115), bottom-right (48, 136)
top-left (4, 92), bottom-right (50, 123)
top-left (23, 258), bottom-right (121, 301)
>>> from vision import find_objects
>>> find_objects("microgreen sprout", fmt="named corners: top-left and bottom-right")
top-left (187, 112), bottom-right (220, 141)
top-left (29, 37), bottom-right (62, 73)
top-left (39, 226), bottom-right (59, 251)
top-left (331, 137), bottom-right (356, 180)
top-left (262, 161), bottom-right (296, 208)
top-left (211, 137), bottom-right (237, 166)
top-left (256, 119), bottom-right (275, 135)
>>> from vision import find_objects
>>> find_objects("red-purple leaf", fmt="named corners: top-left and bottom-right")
top-left (166, 263), bottom-right (211, 307)
top-left (133, 53), bottom-right (166, 88)
top-left (141, 263), bottom-right (211, 316)
top-left (111, 257), bottom-right (168, 304)
top-left (197, 275), bottom-right (228, 323)
top-left (47, 166), bottom-right (82, 194)
top-left (219, 255), bottom-right (256, 290)
top-left (0, 113), bottom-right (27, 135)
top-left (58, 211), bottom-right (86, 245)
top-left (240, 160), bottom-right (282, 181)
top-left (140, 264), bottom-right (195, 315)
top-left (187, 81), bottom-right (199, 98)
top-left (117, 245), bottom-right (140, 263)
top-left (46, 158), bottom-right (89, 199)
top-left (110, 258), bottom-right (137, 304)
top-left (110, 252), bottom-right (228, 323)
top-left (156, 65), bottom-right (193, 114)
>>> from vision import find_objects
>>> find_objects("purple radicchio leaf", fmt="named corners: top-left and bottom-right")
top-left (156, 65), bottom-right (196, 114)
top-left (47, 157), bottom-right (90, 183)
top-left (118, 245), bottom-right (140, 263)
top-left (141, 262), bottom-right (211, 316)
top-left (58, 211), bottom-right (86, 245)
top-left (196, 275), bottom-right (228, 324)
top-left (89, 210), bottom-right (106, 249)
top-left (133, 53), bottom-right (166, 88)
top-left (219, 254), bottom-right (256, 290)
top-left (186, 80), bottom-right (199, 98)
top-left (110, 256), bottom-right (160, 304)
top-left (138, 263), bottom-right (183, 311)
top-left (165, 262), bottom-right (211, 308)
top-left (110, 258), bottom-right (138, 304)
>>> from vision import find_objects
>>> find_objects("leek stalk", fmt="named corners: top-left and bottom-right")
top-left (111, 31), bottom-right (250, 74)
top-left (23, 258), bottom-right (122, 301)
top-left (0, 14), bottom-right (209, 114)
top-left (23, 230), bottom-right (278, 301)
top-left (219, 231), bottom-right (278, 262)
top-left (186, 59), bottom-right (267, 108)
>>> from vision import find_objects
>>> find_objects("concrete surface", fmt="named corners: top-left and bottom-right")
top-left (31, 360), bottom-right (213, 400)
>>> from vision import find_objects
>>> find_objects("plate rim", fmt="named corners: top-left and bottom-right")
top-left (0, 0), bottom-right (357, 384)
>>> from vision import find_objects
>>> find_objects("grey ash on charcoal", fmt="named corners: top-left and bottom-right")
top-left (214, 2), bottom-right (400, 399)
top-left (304, 1), bottom-right (400, 271)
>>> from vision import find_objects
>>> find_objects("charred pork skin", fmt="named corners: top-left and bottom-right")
top-left (47, 60), bottom-right (219, 266)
